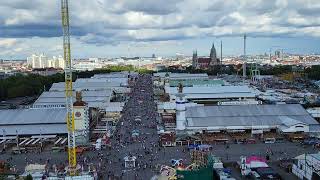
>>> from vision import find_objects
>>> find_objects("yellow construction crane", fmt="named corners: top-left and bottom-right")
top-left (61, 0), bottom-right (77, 175)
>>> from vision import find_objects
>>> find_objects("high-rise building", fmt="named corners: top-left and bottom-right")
top-left (27, 54), bottom-right (39, 68)
top-left (275, 50), bottom-right (281, 58)
top-left (38, 53), bottom-right (48, 68)
top-left (192, 50), bottom-right (198, 67)
top-left (52, 56), bottom-right (65, 69)
top-left (27, 54), bottom-right (64, 69)
top-left (27, 53), bottom-right (48, 69)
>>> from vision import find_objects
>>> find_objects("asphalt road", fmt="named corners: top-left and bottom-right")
top-left (103, 74), bottom-right (191, 180)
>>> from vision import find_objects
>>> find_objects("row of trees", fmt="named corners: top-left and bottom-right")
top-left (164, 65), bottom-right (237, 75)
top-left (0, 73), bottom-right (65, 101)
top-left (258, 65), bottom-right (320, 80)
top-left (161, 64), bottom-right (320, 80)
top-left (1, 64), bottom-right (320, 101)
top-left (0, 65), bottom-right (153, 101)
top-left (305, 65), bottom-right (320, 80)
top-left (76, 65), bottom-right (153, 79)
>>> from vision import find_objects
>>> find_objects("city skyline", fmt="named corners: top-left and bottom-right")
top-left (2, 1), bottom-right (320, 178)
top-left (1, 0), bottom-right (320, 59)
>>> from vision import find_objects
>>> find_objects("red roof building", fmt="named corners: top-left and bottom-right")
top-left (160, 132), bottom-right (176, 147)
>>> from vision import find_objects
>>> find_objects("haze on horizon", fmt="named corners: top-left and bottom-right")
top-left (0, 0), bottom-right (320, 59)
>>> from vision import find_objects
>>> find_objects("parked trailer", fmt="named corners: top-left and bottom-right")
top-left (0, 140), bottom-right (6, 144)
top-left (54, 137), bottom-right (63, 145)
top-left (60, 138), bottom-right (68, 145)
top-left (24, 139), bottom-right (35, 146)
top-left (19, 138), bottom-right (30, 146)
top-left (31, 138), bottom-right (41, 145)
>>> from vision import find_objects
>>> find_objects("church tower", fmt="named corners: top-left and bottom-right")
top-left (192, 50), bottom-right (198, 68)
top-left (176, 83), bottom-right (187, 131)
top-left (210, 42), bottom-right (217, 65)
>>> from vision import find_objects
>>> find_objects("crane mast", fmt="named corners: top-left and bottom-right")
top-left (61, 0), bottom-right (77, 175)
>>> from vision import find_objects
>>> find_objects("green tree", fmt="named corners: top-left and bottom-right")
top-left (24, 174), bottom-right (33, 180)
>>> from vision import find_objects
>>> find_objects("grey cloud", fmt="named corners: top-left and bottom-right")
top-left (121, 0), bottom-right (182, 15)
top-left (0, 1), bottom-right (40, 10)
top-left (297, 7), bottom-right (320, 16)
top-left (206, 0), bottom-right (238, 12)
top-left (0, 24), bottom-right (87, 38)
top-left (78, 34), bottom-right (119, 46)
top-left (94, 0), bottom-right (182, 15)
top-left (215, 15), bottom-right (242, 26)
top-left (241, 0), bottom-right (278, 15)
top-left (1, 0), bottom-right (320, 46)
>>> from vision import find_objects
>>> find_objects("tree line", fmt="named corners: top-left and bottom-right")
top-left (2, 64), bottom-right (320, 101)
top-left (0, 73), bottom-right (65, 101)
top-left (162, 64), bottom-right (320, 81)
top-left (0, 65), bottom-right (153, 101)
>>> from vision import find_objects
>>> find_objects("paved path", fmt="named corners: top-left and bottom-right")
top-left (103, 74), bottom-right (190, 179)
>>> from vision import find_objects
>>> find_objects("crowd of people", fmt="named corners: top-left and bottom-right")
top-left (2, 74), bottom-right (184, 179)
top-left (101, 74), bottom-right (160, 179)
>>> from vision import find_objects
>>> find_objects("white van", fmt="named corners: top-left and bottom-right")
top-left (264, 138), bottom-right (276, 144)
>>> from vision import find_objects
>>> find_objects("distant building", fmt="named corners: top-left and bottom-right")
top-left (31, 68), bottom-right (63, 76)
top-left (73, 61), bottom-right (102, 71)
top-left (27, 54), bottom-right (47, 69)
top-left (192, 42), bottom-right (220, 69)
top-left (192, 50), bottom-right (198, 67)
top-left (52, 56), bottom-right (65, 69)
top-left (155, 64), bottom-right (166, 72)
top-left (209, 42), bottom-right (217, 65)
top-left (275, 50), bottom-right (281, 58)
top-left (27, 54), bottom-right (64, 69)
top-left (89, 57), bottom-right (99, 63)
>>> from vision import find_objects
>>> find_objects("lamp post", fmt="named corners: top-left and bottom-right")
top-left (15, 130), bottom-right (19, 149)
top-left (40, 129), bottom-right (43, 152)
top-left (2, 129), bottom-right (6, 150)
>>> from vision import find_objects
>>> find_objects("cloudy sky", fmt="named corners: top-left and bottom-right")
top-left (1, 0), bottom-right (320, 59)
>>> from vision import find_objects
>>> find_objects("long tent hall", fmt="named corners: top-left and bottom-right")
top-left (184, 104), bottom-right (320, 133)
top-left (153, 73), bottom-right (209, 80)
top-left (0, 108), bottom-right (67, 136)
top-left (33, 90), bottom-right (111, 108)
top-left (166, 86), bottom-right (257, 102)
top-left (49, 81), bottom-right (123, 91)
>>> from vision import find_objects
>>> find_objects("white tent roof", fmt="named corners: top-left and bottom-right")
top-left (186, 104), bottom-right (318, 130)
top-left (167, 85), bottom-right (257, 99)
